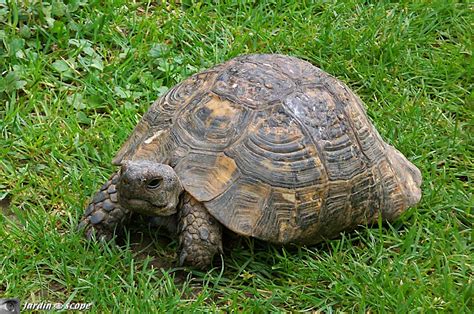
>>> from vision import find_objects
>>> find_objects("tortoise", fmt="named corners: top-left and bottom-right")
top-left (78, 54), bottom-right (422, 269)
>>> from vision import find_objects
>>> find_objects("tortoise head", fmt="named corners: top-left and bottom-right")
top-left (117, 160), bottom-right (183, 216)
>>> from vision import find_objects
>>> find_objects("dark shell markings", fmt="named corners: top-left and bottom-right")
top-left (79, 54), bottom-right (422, 268)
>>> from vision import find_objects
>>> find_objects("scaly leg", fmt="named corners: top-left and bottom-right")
top-left (178, 194), bottom-right (222, 269)
top-left (78, 172), bottom-right (130, 241)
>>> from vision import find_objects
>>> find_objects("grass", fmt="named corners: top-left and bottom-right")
top-left (0, 0), bottom-right (472, 312)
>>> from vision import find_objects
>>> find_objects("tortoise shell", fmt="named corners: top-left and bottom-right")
top-left (112, 54), bottom-right (421, 245)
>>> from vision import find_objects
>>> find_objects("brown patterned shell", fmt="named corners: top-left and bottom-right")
top-left (112, 54), bottom-right (422, 245)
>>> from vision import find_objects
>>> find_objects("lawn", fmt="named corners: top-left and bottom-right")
top-left (0, 0), bottom-right (472, 312)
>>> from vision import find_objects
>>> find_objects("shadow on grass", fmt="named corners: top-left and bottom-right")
top-left (103, 213), bottom-right (413, 286)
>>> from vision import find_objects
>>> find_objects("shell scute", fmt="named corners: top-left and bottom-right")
top-left (113, 54), bottom-right (421, 244)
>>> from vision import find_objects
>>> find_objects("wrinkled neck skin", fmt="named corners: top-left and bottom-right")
top-left (147, 212), bottom-right (179, 235)
top-left (146, 193), bottom-right (189, 233)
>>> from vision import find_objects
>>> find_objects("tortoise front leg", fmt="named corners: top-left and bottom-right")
top-left (178, 194), bottom-right (223, 269)
top-left (78, 172), bottom-right (131, 241)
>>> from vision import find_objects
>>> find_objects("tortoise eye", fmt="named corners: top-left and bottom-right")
top-left (147, 178), bottom-right (163, 189)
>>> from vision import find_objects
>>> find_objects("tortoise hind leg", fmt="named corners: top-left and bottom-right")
top-left (178, 194), bottom-right (223, 269)
top-left (78, 172), bottom-right (131, 241)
